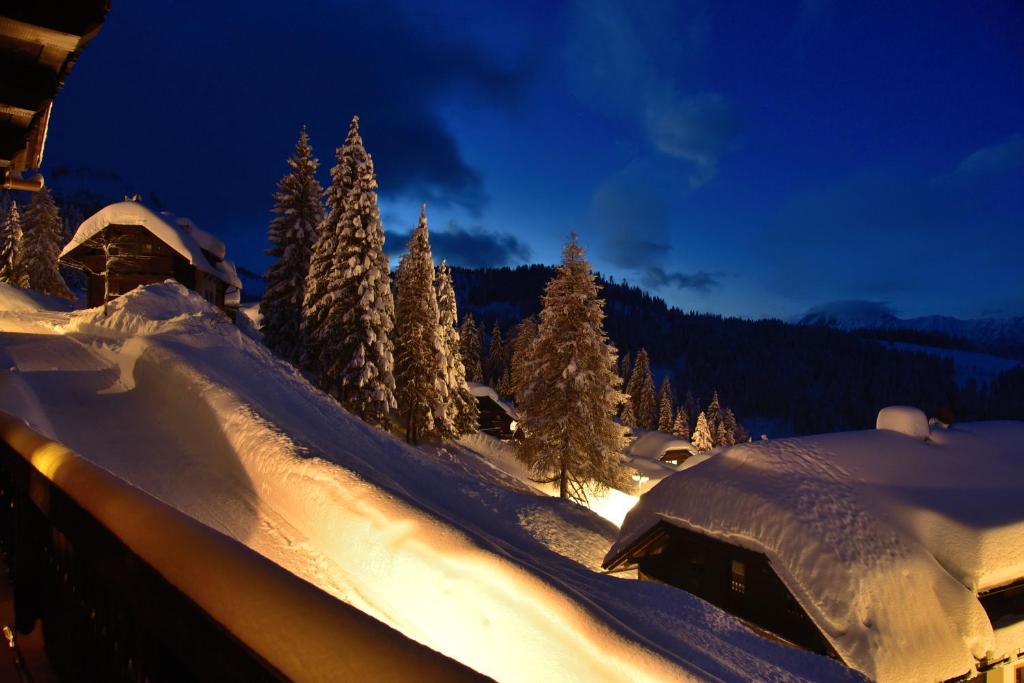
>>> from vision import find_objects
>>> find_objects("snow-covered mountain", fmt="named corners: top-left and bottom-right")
top-left (799, 300), bottom-right (1024, 358)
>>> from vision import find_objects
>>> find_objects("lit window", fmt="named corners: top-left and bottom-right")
top-left (731, 560), bottom-right (746, 594)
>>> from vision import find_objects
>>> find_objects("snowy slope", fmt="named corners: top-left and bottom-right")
top-left (0, 283), bottom-right (862, 682)
top-left (881, 340), bottom-right (1021, 387)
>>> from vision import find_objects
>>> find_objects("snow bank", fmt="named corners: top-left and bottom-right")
top-left (0, 283), bottom-right (864, 683)
top-left (607, 423), bottom-right (1024, 682)
top-left (875, 405), bottom-right (929, 439)
top-left (0, 282), bottom-right (77, 313)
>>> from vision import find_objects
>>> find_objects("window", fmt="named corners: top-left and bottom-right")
top-left (1015, 663), bottom-right (1023, 683)
top-left (731, 560), bottom-right (746, 594)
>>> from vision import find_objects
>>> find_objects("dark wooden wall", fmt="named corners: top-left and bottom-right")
top-left (475, 397), bottom-right (515, 439)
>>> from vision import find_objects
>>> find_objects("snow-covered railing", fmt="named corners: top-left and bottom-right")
top-left (0, 412), bottom-right (487, 682)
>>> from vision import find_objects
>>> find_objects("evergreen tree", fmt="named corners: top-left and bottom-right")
top-left (496, 368), bottom-right (513, 399)
top-left (705, 390), bottom-right (722, 439)
top-left (262, 127), bottom-right (324, 363)
top-left (0, 201), bottom-right (27, 287)
top-left (692, 411), bottom-right (714, 452)
top-left (684, 390), bottom-right (700, 433)
top-left (716, 421), bottom-right (730, 449)
top-left (626, 348), bottom-right (657, 430)
top-left (306, 115), bottom-right (396, 424)
top-left (618, 351), bottom-right (632, 387)
top-left (436, 259), bottom-right (478, 436)
top-left (393, 206), bottom-right (448, 443)
top-left (620, 399), bottom-right (637, 430)
top-left (721, 407), bottom-right (739, 447)
top-left (19, 189), bottom-right (72, 298)
top-left (671, 407), bottom-right (690, 440)
top-left (458, 313), bottom-right (483, 383)
top-left (657, 376), bottom-right (674, 432)
top-left (486, 320), bottom-right (506, 385)
top-left (510, 315), bottom-right (538, 403)
top-left (516, 234), bottom-right (626, 503)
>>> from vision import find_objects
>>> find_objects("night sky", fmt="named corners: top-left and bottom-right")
top-left (45, 0), bottom-right (1023, 320)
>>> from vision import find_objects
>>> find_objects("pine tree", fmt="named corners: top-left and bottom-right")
top-left (671, 407), bottom-right (690, 440)
top-left (620, 399), bottom-right (637, 430)
top-left (716, 421), bottom-right (730, 449)
top-left (516, 234), bottom-right (626, 503)
top-left (705, 390), bottom-right (722, 439)
top-left (19, 189), bottom-right (72, 298)
top-left (306, 115), bottom-right (396, 424)
top-left (262, 127), bottom-right (324, 363)
top-left (436, 259), bottom-right (478, 436)
top-left (626, 348), bottom-right (657, 430)
top-left (618, 351), bottom-right (632, 387)
top-left (394, 206), bottom-right (447, 443)
top-left (496, 368), bottom-right (513, 399)
top-left (0, 201), bottom-right (27, 287)
top-left (657, 376), bottom-right (674, 432)
top-left (684, 390), bottom-right (700, 433)
top-left (458, 313), bottom-right (483, 383)
top-left (510, 315), bottom-right (538, 402)
top-left (486, 321), bottom-right (506, 385)
top-left (721, 407), bottom-right (739, 447)
top-left (692, 411), bottom-right (714, 452)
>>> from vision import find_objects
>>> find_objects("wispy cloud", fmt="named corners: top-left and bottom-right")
top-left (642, 267), bottom-right (722, 293)
top-left (386, 220), bottom-right (531, 268)
top-left (957, 133), bottom-right (1024, 175)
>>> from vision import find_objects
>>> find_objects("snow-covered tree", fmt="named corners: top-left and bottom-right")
top-left (721, 407), bottom-right (739, 447)
top-left (436, 259), bottom-right (478, 436)
top-left (692, 411), bottom-right (714, 452)
top-left (0, 201), bottom-right (28, 287)
top-left (496, 368), bottom-right (513, 399)
top-left (671, 407), bottom-right (690, 440)
top-left (486, 321), bottom-right (506, 385)
top-left (618, 351), bottom-right (632, 387)
top-left (657, 377), bottom-right (674, 432)
top-left (620, 399), bottom-right (637, 430)
top-left (683, 390), bottom-right (700, 433)
top-left (706, 390), bottom-right (722, 441)
top-left (510, 315), bottom-right (538, 402)
top-left (19, 189), bottom-right (72, 298)
top-left (716, 421), bottom-right (730, 449)
top-left (626, 348), bottom-right (657, 430)
top-left (516, 234), bottom-right (626, 502)
top-left (393, 206), bottom-right (447, 443)
top-left (458, 313), bottom-right (483, 383)
top-left (262, 127), bottom-right (324, 363)
top-left (304, 115), bottom-right (395, 425)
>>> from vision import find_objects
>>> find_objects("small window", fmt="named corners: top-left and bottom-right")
top-left (1015, 663), bottom-right (1023, 683)
top-left (731, 560), bottom-right (746, 594)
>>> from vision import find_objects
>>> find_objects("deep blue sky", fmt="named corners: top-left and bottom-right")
top-left (46, 0), bottom-right (1023, 319)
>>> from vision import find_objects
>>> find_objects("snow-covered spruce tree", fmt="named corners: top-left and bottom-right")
top-left (721, 407), bottom-right (739, 447)
top-left (516, 234), bottom-right (627, 503)
top-left (394, 206), bottom-right (448, 444)
top-left (618, 351), bottom-right (632, 387)
top-left (692, 411), bottom-right (714, 452)
top-left (657, 377), bottom-right (674, 432)
top-left (0, 201), bottom-right (28, 287)
top-left (20, 189), bottom-right (73, 298)
top-left (436, 259), bottom-right (478, 436)
top-left (496, 369), bottom-right (513, 399)
top-left (671, 407), bottom-right (690, 440)
top-left (620, 399), bottom-right (637, 430)
top-left (683, 390), bottom-right (700, 433)
top-left (306, 115), bottom-right (396, 425)
top-left (262, 127), bottom-right (324, 363)
top-left (716, 422), bottom-right (730, 449)
top-left (458, 313), bottom-right (483, 383)
top-left (705, 390), bottom-right (722, 442)
top-left (486, 320), bottom-right (506, 385)
top-left (510, 315), bottom-right (538, 402)
top-left (626, 348), bottom-right (657, 430)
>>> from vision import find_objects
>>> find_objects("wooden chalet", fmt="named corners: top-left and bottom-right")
top-left (1, 1), bottom-right (109, 191)
top-left (468, 382), bottom-right (518, 439)
top-left (59, 200), bottom-right (242, 313)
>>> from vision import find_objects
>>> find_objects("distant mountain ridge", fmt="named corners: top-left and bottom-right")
top-left (799, 301), bottom-right (1024, 360)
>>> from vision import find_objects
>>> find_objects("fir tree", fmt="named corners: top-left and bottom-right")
top-left (436, 259), bottom-right (478, 436)
top-left (393, 206), bottom-right (447, 443)
top-left (705, 390), bottom-right (722, 441)
top-left (458, 313), bottom-right (483, 383)
top-left (692, 411), bottom-right (714, 452)
top-left (262, 127), bottom-right (324, 363)
top-left (620, 399), bottom-right (637, 430)
top-left (516, 234), bottom-right (626, 503)
top-left (618, 351), bottom-right (632, 387)
top-left (19, 189), bottom-right (72, 298)
top-left (0, 201), bottom-right (27, 287)
top-left (716, 421), bottom-right (730, 449)
top-left (510, 315), bottom-right (538, 403)
top-left (671, 407), bottom-right (690, 440)
top-left (496, 368), bottom-right (513, 399)
top-left (657, 376), bottom-right (674, 432)
top-left (721, 407), bottom-right (739, 447)
top-left (486, 321), bottom-right (506, 385)
top-left (684, 390), bottom-right (700, 433)
top-left (626, 348), bottom-right (657, 430)
top-left (306, 115), bottom-right (396, 424)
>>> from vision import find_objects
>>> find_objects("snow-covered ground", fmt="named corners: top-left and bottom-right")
top-left (881, 340), bottom-right (1021, 387)
top-left (0, 282), bottom-right (862, 682)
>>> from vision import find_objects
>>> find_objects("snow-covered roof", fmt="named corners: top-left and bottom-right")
top-left (61, 201), bottom-right (242, 289)
top-left (626, 431), bottom-right (695, 461)
top-left (467, 382), bottom-right (518, 420)
top-left (605, 414), bottom-right (1024, 682)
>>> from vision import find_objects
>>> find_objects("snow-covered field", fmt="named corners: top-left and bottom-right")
top-left (0, 282), bottom-right (862, 682)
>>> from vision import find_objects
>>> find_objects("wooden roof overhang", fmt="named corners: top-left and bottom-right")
top-left (1, 1), bottom-right (110, 191)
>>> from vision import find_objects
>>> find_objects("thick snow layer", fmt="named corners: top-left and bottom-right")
top-left (607, 424), bottom-right (1024, 682)
top-left (626, 431), bottom-right (695, 461)
top-left (61, 201), bottom-right (242, 289)
top-left (875, 405), bottom-right (929, 439)
top-left (467, 381), bottom-right (519, 419)
top-left (0, 283), bottom-right (864, 683)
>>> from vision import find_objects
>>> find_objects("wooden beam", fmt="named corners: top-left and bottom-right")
top-left (0, 16), bottom-right (81, 53)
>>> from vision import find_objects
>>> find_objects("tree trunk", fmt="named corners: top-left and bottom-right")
top-left (559, 458), bottom-right (567, 499)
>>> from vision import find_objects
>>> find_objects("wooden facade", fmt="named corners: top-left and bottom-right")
top-left (619, 521), bottom-right (838, 659)
top-left (475, 395), bottom-right (517, 439)
top-left (63, 224), bottom-right (229, 310)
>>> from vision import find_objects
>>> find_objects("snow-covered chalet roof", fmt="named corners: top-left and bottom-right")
top-left (626, 431), bottom-right (695, 461)
top-left (605, 413), bottom-right (1024, 682)
top-left (61, 201), bottom-right (242, 289)
top-left (467, 382), bottom-right (518, 420)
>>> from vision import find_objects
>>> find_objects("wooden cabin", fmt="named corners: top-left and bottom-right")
top-left (468, 383), bottom-right (518, 439)
top-left (60, 201), bottom-right (242, 313)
